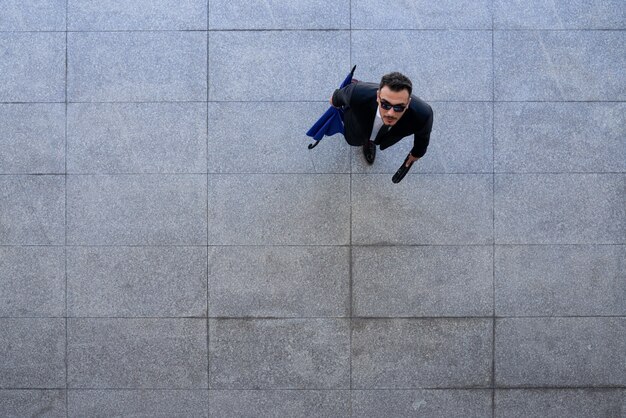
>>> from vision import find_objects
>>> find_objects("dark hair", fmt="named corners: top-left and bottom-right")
top-left (379, 72), bottom-right (412, 96)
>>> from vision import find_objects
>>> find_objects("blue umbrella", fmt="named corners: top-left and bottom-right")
top-left (306, 65), bottom-right (356, 149)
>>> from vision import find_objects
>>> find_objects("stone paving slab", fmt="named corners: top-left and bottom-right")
top-left (209, 319), bottom-right (350, 389)
top-left (67, 175), bottom-right (207, 245)
top-left (352, 102), bottom-right (493, 174)
top-left (352, 0), bottom-right (492, 29)
top-left (495, 174), bottom-right (625, 244)
top-left (494, 0), bottom-right (626, 29)
top-left (67, 318), bottom-right (208, 389)
top-left (0, 32), bottom-right (65, 102)
top-left (209, 0), bottom-right (350, 30)
top-left (0, 175), bottom-right (65, 245)
top-left (67, 246), bottom-right (207, 317)
top-left (495, 102), bottom-right (626, 173)
top-left (210, 390), bottom-right (350, 417)
top-left (68, 390), bottom-right (209, 417)
top-left (352, 389), bottom-right (492, 417)
top-left (495, 317), bottom-right (626, 387)
top-left (0, 247), bottom-right (65, 317)
top-left (0, 104), bottom-right (65, 174)
top-left (352, 31), bottom-right (492, 101)
top-left (208, 102), bottom-right (350, 174)
top-left (352, 246), bottom-right (493, 317)
top-left (67, 103), bottom-right (207, 174)
top-left (495, 245), bottom-right (626, 316)
top-left (207, 174), bottom-right (350, 245)
top-left (0, 0), bottom-right (66, 31)
top-left (208, 246), bottom-right (349, 317)
top-left (209, 31), bottom-right (350, 101)
top-left (352, 174), bottom-right (493, 245)
top-left (68, 32), bottom-right (207, 102)
top-left (494, 389), bottom-right (626, 418)
top-left (352, 319), bottom-right (492, 389)
top-left (0, 390), bottom-right (66, 418)
top-left (68, 0), bottom-right (207, 31)
top-left (0, 318), bottom-right (66, 388)
top-left (495, 30), bottom-right (626, 101)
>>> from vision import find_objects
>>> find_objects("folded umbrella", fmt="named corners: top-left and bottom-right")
top-left (306, 65), bottom-right (356, 149)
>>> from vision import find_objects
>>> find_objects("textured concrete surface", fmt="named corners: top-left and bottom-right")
top-left (0, 1), bottom-right (624, 416)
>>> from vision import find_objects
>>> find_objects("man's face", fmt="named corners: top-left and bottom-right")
top-left (377, 86), bottom-right (411, 126)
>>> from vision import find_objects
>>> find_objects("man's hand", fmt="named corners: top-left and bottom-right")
top-left (406, 153), bottom-right (419, 167)
top-left (329, 95), bottom-right (336, 107)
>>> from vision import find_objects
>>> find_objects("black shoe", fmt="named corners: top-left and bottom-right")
top-left (363, 140), bottom-right (376, 164)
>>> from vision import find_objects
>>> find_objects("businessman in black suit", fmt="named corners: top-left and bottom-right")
top-left (330, 72), bottom-right (433, 166)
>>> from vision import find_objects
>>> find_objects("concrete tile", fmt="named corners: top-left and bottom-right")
top-left (352, 390), bottom-right (492, 417)
top-left (0, 33), bottom-right (65, 102)
top-left (495, 318), bottom-right (626, 387)
top-left (0, 104), bottom-right (65, 174)
top-left (67, 247), bottom-right (207, 317)
top-left (68, 0), bottom-right (207, 30)
top-left (68, 32), bottom-right (206, 102)
top-left (208, 246), bottom-right (349, 317)
top-left (208, 102), bottom-right (350, 174)
top-left (495, 31), bottom-right (626, 101)
top-left (495, 102), bottom-right (626, 173)
top-left (494, 0), bottom-right (626, 29)
top-left (209, 319), bottom-right (350, 389)
top-left (0, 390), bottom-right (65, 418)
top-left (495, 389), bottom-right (626, 418)
top-left (352, 319), bottom-right (492, 388)
top-left (352, 31), bottom-right (492, 101)
top-left (68, 318), bottom-right (208, 389)
top-left (67, 175), bottom-right (207, 245)
top-left (207, 174), bottom-right (350, 245)
top-left (209, 31), bottom-right (350, 101)
top-left (0, 247), bottom-right (65, 317)
top-left (353, 246), bottom-right (493, 317)
top-left (210, 390), bottom-right (350, 417)
top-left (68, 103), bottom-right (207, 174)
top-left (353, 102), bottom-right (493, 174)
top-left (69, 390), bottom-right (209, 417)
top-left (0, 176), bottom-right (65, 245)
top-left (353, 0), bottom-right (492, 29)
top-left (495, 174), bottom-right (625, 244)
top-left (496, 245), bottom-right (626, 316)
top-left (0, 0), bottom-right (65, 31)
top-left (352, 174), bottom-right (493, 245)
top-left (0, 319), bottom-right (65, 388)
top-left (209, 0), bottom-right (349, 29)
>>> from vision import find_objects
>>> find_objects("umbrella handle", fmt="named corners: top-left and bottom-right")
top-left (308, 141), bottom-right (320, 149)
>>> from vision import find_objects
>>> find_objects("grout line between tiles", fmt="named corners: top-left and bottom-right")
top-left (206, 3), bottom-right (211, 412)
top-left (64, 3), bottom-right (69, 415)
top-left (2, 100), bottom-right (624, 105)
top-left (491, 4), bottom-right (497, 415)
top-left (4, 315), bottom-right (617, 320)
top-left (349, 2), bottom-right (354, 413)
top-left (2, 172), bottom-right (625, 176)
top-left (3, 28), bottom-right (624, 33)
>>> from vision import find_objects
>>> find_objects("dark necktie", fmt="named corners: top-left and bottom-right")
top-left (374, 124), bottom-right (390, 144)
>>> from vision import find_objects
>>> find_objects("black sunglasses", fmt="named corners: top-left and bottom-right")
top-left (380, 99), bottom-right (407, 112)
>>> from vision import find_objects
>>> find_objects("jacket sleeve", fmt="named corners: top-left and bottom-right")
top-left (410, 106), bottom-right (433, 158)
top-left (331, 82), bottom-right (357, 107)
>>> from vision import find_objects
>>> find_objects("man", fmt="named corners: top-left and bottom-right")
top-left (330, 72), bottom-right (433, 167)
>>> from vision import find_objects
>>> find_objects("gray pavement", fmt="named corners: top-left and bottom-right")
top-left (1, 1), bottom-right (625, 417)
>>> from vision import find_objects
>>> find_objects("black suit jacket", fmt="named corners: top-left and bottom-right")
top-left (332, 81), bottom-right (433, 158)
